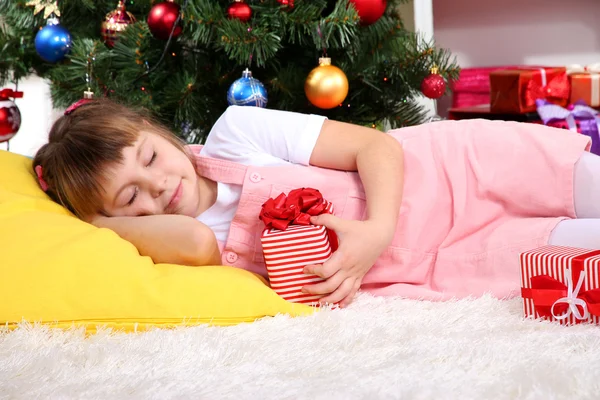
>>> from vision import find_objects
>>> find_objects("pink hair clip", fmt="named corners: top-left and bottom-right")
top-left (64, 99), bottom-right (93, 116)
top-left (34, 165), bottom-right (49, 192)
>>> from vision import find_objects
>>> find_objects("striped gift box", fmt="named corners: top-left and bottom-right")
top-left (261, 203), bottom-right (336, 305)
top-left (520, 245), bottom-right (600, 325)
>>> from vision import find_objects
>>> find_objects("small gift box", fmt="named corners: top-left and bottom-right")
top-left (259, 188), bottom-right (338, 305)
top-left (520, 246), bottom-right (600, 325)
top-left (490, 67), bottom-right (569, 114)
top-left (536, 99), bottom-right (600, 155)
top-left (448, 104), bottom-right (543, 123)
top-left (567, 63), bottom-right (600, 107)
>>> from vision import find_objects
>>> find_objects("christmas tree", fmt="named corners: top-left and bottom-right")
top-left (0, 0), bottom-right (459, 143)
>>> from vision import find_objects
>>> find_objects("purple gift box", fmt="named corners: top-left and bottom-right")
top-left (536, 99), bottom-right (600, 155)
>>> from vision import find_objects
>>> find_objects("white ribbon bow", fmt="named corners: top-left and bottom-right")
top-left (551, 269), bottom-right (589, 321)
top-left (566, 63), bottom-right (600, 75)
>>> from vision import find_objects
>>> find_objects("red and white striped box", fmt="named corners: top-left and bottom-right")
top-left (261, 203), bottom-right (337, 305)
top-left (520, 245), bottom-right (600, 325)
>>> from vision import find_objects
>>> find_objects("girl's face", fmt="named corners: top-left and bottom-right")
top-left (100, 131), bottom-right (203, 217)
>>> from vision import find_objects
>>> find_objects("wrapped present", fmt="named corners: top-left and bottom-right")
top-left (567, 63), bottom-right (600, 107)
top-left (259, 188), bottom-right (338, 305)
top-left (520, 245), bottom-right (600, 325)
top-left (536, 99), bottom-right (600, 155)
top-left (448, 104), bottom-right (543, 123)
top-left (451, 66), bottom-right (520, 108)
top-left (490, 67), bottom-right (569, 114)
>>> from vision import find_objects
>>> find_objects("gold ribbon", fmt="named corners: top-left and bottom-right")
top-left (566, 63), bottom-right (600, 75)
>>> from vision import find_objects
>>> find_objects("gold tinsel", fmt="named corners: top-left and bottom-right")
top-left (26, 0), bottom-right (60, 19)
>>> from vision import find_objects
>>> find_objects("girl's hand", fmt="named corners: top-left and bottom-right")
top-left (301, 214), bottom-right (395, 307)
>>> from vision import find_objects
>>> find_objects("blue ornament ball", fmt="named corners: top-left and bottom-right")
top-left (35, 21), bottom-right (72, 63)
top-left (227, 69), bottom-right (268, 108)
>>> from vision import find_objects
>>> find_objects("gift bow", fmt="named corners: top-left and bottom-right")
top-left (536, 99), bottom-right (600, 131)
top-left (521, 250), bottom-right (600, 322)
top-left (566, 63), bottom-right (600, 75)
top-left (259, 187), bottom-right (338, 250)
top-left (0, 89), bottom-right (24, 100)
top-left (521, 272), bottom-right (600, 321)
top-left (259, 188), bottom-right (330, 231)
top-left (524, 71), bottom-right (570, 108)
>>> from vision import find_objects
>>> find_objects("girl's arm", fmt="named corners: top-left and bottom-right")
top-left (91, 214), bottom-right (222, 266)
top-left (311, 119), bottom-right (404, 232)
top-left (302, 119), bottom-right (404, 306)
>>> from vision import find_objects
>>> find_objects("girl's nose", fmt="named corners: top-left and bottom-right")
top-left (145, 173), bottom-right (167, 199)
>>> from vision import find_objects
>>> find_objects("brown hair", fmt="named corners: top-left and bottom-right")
top-left (33, 98), bottom-right (189, 219)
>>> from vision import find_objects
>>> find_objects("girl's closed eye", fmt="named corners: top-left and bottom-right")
top-left (147, 151), bottom-right (157, 167)
top-left (127, 187), bottom-right (139, 206)
top-left (125, 152), bottom-right (155, 207)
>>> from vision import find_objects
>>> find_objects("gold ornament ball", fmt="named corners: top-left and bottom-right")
top-left (305, 58), bottom-right (349, 109)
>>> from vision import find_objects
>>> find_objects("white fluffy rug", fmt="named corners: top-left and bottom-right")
top-left (2, 294), bottom-right (600, 400)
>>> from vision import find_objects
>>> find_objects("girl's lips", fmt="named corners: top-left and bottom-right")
top-left (166, 181), bottom-right (182, 213)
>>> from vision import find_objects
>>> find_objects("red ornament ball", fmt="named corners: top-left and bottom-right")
top-left (147, 1), bottom-right (182, 41)
top-left (101, 1), bottom-right (136, 48)
top-left (349, 0), bottom-right (387, 26)
top-left (421, 72), bottom-right (447, 99)
top-left (0, 99), bottom-right (21, 143)
top-left (227, 1), bottom-right (252, 22)
top-left (277, 0), bottom-right (294, 9)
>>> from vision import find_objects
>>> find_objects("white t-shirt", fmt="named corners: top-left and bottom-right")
top-left (196, 106), bottom-right (327, 242)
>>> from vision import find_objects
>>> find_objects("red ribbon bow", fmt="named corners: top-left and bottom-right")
top-left (521, 250), bottom-right (600, 321)
top-left (524, 71), bottom-right (570, 107)
top-left (521, 275), bottom-right (600, 319)
top-left (259, 187), bottom-right (338, 251)
top-left (34, 165), bottom-right (49, 192)
top-left (64, 99), bottom-right (93, 115)
top-left (0, 89), bottom-right (24, 100)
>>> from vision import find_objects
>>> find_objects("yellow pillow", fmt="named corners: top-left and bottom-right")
top-left (0, 150), bottom-right (314, 333)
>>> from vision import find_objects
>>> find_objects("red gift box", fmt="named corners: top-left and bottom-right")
top-left (520, 246), bottom-right (600, 325)
top-left (259, 188), bottom-right (338, 305)
top-left (490, 67), bottom-right (569, 114)
top-left (447, 104), bottom-right (543, 123)
top-left (567, 64), bottom-right (600, 107)
top-left (451, 66), bottom-right (520, 108)
top-left (570, 74), bottom-right (600, 107)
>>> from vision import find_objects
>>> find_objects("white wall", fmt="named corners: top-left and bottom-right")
top-left (433, 0), bottom-right (600, 67)
top-left (398, 1), bottom-right (415, 32)
top-left (432, 0), bottom-right (600, 116)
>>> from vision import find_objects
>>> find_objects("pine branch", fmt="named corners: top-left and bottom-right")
top-left (217, 19), bottom-right (281, 67)
top-left (314, 0), bottom-right (360, 50)
top-left (184, 0), bottom-right (224, 45)
top-left (0, 14), bottom-right (11, 36)
top-left (0, 0), bottom-right (461, 143)
top-left (263, 2), bottom-right (326, 47)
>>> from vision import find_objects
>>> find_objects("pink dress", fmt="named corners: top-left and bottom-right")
top-left (194, 119), bottom-right (591, 300)
top-left (361, 120), bottom-right (590, 299)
